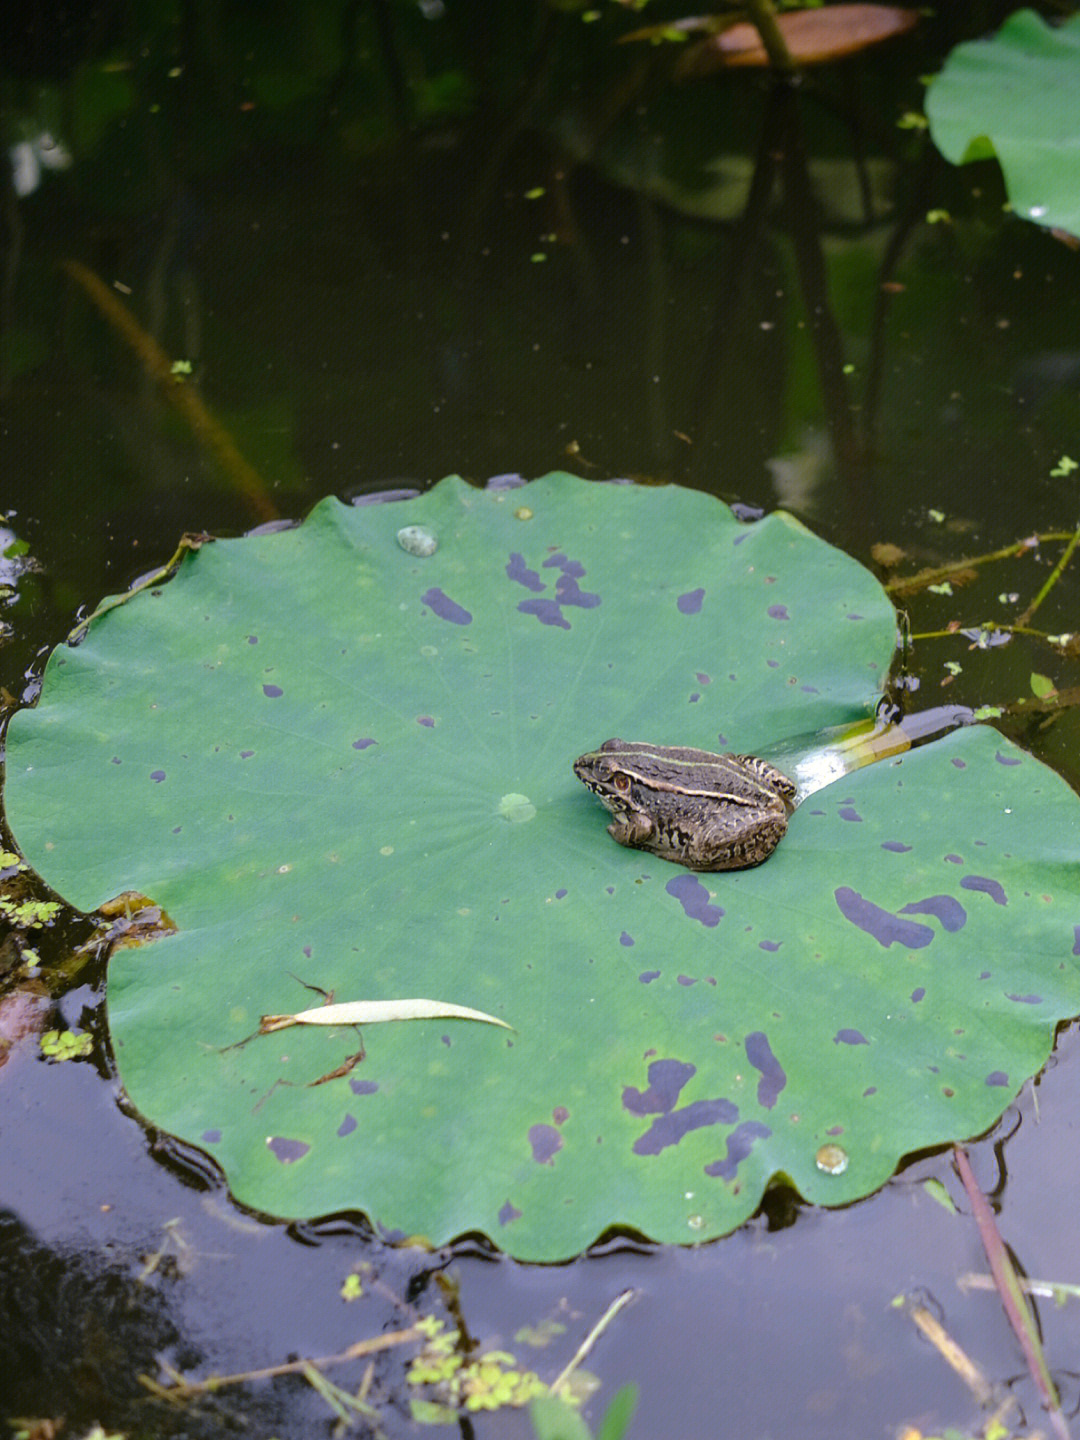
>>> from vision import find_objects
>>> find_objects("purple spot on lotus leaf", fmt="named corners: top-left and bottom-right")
top-left (912, 987), bottom-right (926, 1002)
top-left (620, 932), bottom-right (634, 946)
top-left (263, 684), bottom-right (283, 698)
top-left (696, 672), bottom-right (711, 684)
top-left (759, 940), bottom-right (781, 952)
top-left (995, 752), bottom-right (1022, 766)
top-left (677, 589), bottom-right (705, 615)
top-left (835, 1029), bottom-right (869, 1046)
top-left (767, 605), bottom-right (789, 620)
top-left (952, 757), bottom-right (966, 768)
top-left (499, 1200), bottom-right (522, 1225)
top-left (838, 806), bottom-right (862, 822)
top-left (801, 685), bottom-right (820, 694)
top-left (945, 854), bottom-right (962, 864)
top-left (150, 770), bottom-right (166, 782)
top-left (689, 693), bottom-right (700, 704)
top-left (111, 757), bottom-right (121, 765)
top-left (267, 1136), bottom-right (310, 1164)
top-left (555, 574), bottom-right (600, 609)
top-left (529, 1124), bottom-right (563, 1164)
top-left (846, 613), bottom-right (864, 621)
top-left (666, 874), bottom-right (724, 928)
top-left (553, 1106), bottom-right (569, 1125)
top-left (349, 1079), bottom-right (379, 1096)
top-left (961, 875), bottom-right (1007, 905)
top-left (1006, 993), bottom-right (1043, 1004)
top-left (834, 887), bottom-right (935, 949)
top-left (337, 1114), bottom-right (357, 1137)
top-left (247, 635), bottom-right (258, 644)
top-left (518, 597), bottom-right (570, 629)
top-left (745, 1031), bottom-right (786, 1109)
top-left (421, 588), bottom-right (472, 625)
top-left (506, 553), bottom-right (545, 592)
top-left (353, 738), bottom-right (377, 750)
top-left (622, 1058), bottom-right (696, 1115)
top-left (767, 659), bottom-right (780, 668)
top-left (201, 1129), bottom-right (222, 1144)
top-left (240, 750), bottom-right (254, 759)
top-left (704, 1121), bottom-right (771, 1180)
top-left (1074, 926), bottom-right (1080, 957)
top-left (882, 841), bottom-right (912, 853)
top-left (899, 896), bottom-right (967, 931)
top-left (417, 716), bottom-right (435, 728)
top-left (632, 1098), bottom-right (739, 1155)
top-left (555, 889), bottom-right (567, 900)
top-left (542, 552), bottom-right (569, 570)
top-left (986, 1071), bottom-right (1010, 1087)
top-left (640, 970), bottom-right (661, 983)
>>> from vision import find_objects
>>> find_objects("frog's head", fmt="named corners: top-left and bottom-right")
top-left (573, 738), bottom-right (637, 814)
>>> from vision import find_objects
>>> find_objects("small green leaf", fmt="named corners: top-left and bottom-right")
top-left (530, 1394), bottom-right (592, 1440)
top-left (921, 1177), bottom-right (957, 1213)
top-left (1050, 455), bottom-right (1077, 478)
top-left (596, 1384), bottom-right (638, 1440)
top-left (1030, 673), bottom-right (1057, 699)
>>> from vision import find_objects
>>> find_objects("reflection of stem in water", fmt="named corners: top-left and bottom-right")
top-left (690, 82), bottom-right (870, 527)
top-left (60, 259), bottom-right (278, 522)
top-left (776, 86), bottom-right (866, 522)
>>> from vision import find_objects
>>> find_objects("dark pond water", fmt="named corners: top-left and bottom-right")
top-left (3, 5), bottom-right (1080, 1437)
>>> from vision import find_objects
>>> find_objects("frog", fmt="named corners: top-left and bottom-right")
top-left (572, 738), bottom-right (797, 871)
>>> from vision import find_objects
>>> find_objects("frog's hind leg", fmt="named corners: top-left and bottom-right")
top-left (693, 810), bottom-right (789, 871)
top-left (732, 755), bottom-right (798, 807)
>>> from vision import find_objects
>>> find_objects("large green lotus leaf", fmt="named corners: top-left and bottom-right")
top-left (6, 475), bottom-right (1080, 1262)
top-left (926, 9), bottom-right (1080, 236)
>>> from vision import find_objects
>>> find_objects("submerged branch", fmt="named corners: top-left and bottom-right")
top-left (61, 259), bottom-right (278, 522)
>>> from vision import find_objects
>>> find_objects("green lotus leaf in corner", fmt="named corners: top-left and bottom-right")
top-left (927, 9), bottom-right (1080, 237)
top-left (6, 473), bottom-right (1080, 1260)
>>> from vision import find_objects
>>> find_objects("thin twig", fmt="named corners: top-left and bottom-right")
top-left (902, 1298), bottom-right (995, 1406)
top-left (960, 1272), bottom-right (1080, 1302)
top-left (953, 1146), bottom-right (1069, 1440)
top-left (1016, 521), bottom-right (1080, 626)
top-left (549, 1289), bottom-right (637, 1398)
top-left (884, 533), bottom-right (1073, 597)
top-left (139, 1325), bottom-right (421, 1399)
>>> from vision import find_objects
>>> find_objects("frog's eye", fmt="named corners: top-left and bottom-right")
top-left (612, 770), bottom-right (631, 793)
